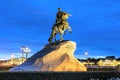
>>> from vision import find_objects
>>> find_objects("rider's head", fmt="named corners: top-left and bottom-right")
top-left (58, 8), bottom-right (61, 11)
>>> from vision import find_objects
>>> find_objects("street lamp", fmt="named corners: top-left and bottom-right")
top-left (24, 47), bottom-right (31, 59)
top-left (20, 46), bottom-right (25, 63)
top-left (85, 51), bottom-right (88, 56)
top-left (11, 54), bottom-right (15, 66)
top-left (85, 51), bottom-right (89, 65)
top-left (20, 46), bottom-right (31, 63)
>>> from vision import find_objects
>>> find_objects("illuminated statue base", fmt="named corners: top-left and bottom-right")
top-left (9, 40), bottom-right (86, 71)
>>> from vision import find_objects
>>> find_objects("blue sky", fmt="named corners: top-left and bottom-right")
top-left (0, 0), bottom-right (120, 60)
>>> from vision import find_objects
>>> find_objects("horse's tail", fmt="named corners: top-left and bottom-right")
top-left (48, 25), bottom-right (57, 43)
top-left (48, 30), bottom-right (54, 44)
top-left (48, 37), bottom-right (52, 44)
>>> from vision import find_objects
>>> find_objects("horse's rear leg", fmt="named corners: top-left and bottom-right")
top-left (48, 37), bottom-right (52, 44)
top-left (60, 32), bottom-right (64, 41)
top-left (48, 31), bottom-right (54, 44)
top-left (54, 33), bottom-right (57, 42)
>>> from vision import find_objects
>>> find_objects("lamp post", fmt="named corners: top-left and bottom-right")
top-left (24, 47), bottom-right (31, 59)
top-left (20, 46), bottom-right (31, 63)
top-left (20, 46), bottom-right (25, 63)
top-left (11, 54), bottom-right (15, 66)
top-left (85, 51), bottom-right (89, 65)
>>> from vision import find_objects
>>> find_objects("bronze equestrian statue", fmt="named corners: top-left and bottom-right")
top-left (48, 8), bottom-right (72, 43)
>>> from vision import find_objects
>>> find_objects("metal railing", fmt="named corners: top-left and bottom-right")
top-left (0, 71), bottom-right (120, 80)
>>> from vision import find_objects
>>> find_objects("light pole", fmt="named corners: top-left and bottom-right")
top-left (20, 46), bottom-right (31, 63)
top-left (24, 47), bottom-right (31, 59)
top-left (20, 46), bottom-right (26, 63)
top-left (85, 51), bottom-right (89, 65)
top-left (11, 54), bottom-right (15, 66)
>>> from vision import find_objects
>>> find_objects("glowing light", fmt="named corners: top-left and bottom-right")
top-left (11, 54), bottom-right (15, 58)
top-left (85, 51), bottom-right (88, 56)
top-left (20, 46), bottom-right (31, 54)
top-left (20, 46), bottom-right (31, 60)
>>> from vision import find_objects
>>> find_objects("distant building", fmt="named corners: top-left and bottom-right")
top-left (79, 57), bottom-right (120, 67)
top-left (79, 59), bottom-right (95, 66)
top-left (97, 59), bottom-right (120, 66)
top-left (0, 57), bottom-right (26, 67)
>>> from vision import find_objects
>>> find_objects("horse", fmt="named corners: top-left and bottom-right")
top-left (48, 20), bottom-right (72, 43)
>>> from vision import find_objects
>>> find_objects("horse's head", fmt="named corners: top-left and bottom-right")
top-left (62, 12), bottom-right (72, 20)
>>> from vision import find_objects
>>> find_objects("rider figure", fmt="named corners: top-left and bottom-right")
top-left (55, 8), bottom-right (63, 24)
top-left (54, 8), bottom-right (71, 31)
top-left (55, 8), bottom-right (71, 24)
top-left (48, 8), bottom-right (72, 43)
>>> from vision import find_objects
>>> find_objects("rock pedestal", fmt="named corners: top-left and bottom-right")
top-left (9, 41), bottom-right (86, 71)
